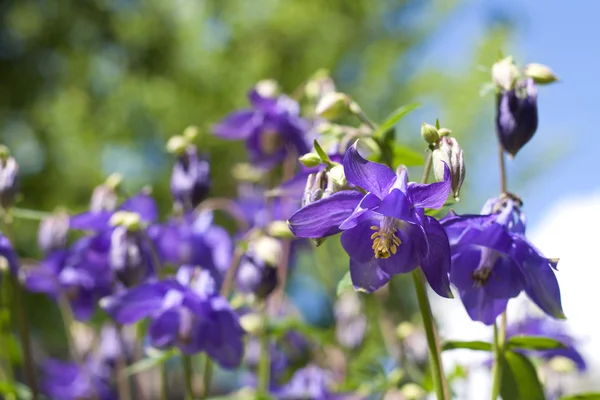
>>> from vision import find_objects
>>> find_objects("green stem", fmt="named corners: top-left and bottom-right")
top-left (491, 312), bottom-right (507, 400)
top-left (183, 355), bottom-right (194, 400)
top-left (10, 208), bottom-right (52, 221)
top-left (160, 364), bottom-right (168, 400)
top-left (257, 308), bottom-right (271, 398)
top-left (200, 355), bottom-right (213, 400)
top-left (350, 101), bottom-right (378, 131)
top-left (411, 270), bottom-right (449, 400)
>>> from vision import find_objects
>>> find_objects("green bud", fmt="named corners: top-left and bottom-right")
top-left (328, 163), bottom-right (346, 187)
top-left (104, 173), bottom-right (123, 190)
top-left (266, 220), bottom-right (295, 240)
top-left (255, 79), bottom-right (280, 98)
top-left (356, 137), bottom-right (381, 158)
top-left (166, 135), bottom-right (188, 155)
top-left (523, 63), bottom-right (558, 84)
top-left (0, 145), bottom-right (10, 162)
top-left (396, 321), bottom-right (415, 340)
top-left (548, 356), bottom-right (576, 373)
top-left (400, 383), bottom-right (425, 400)
top-left (299, 152), bottom-right (322, 168)
top-left (421, 122), bottom-right (439, 144)
top-left (109, 211), bottom-right (142, 231)
top-left (315, 92), bottom-right (351, 120)
top-left (492, 56), bottom-right (520, 90)
top-left (182, 125), bottom-right (199, 141)
top-left (239, 313), bottom-right (264, 335)
top-left (438, 128), bottom-right (452, 137)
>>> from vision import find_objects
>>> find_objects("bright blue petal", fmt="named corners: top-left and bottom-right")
top-left (148, 308), bottom-right (179, 348)
top-left (101, 281), bottom-right (175, 324)
top-left (377, 189), bottom-right (413, 221)
top-left (69, 211), bottom-right (112, 231)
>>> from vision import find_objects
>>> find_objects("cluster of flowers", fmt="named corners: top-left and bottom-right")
top-left (0, 57), bottom-right (586, 399)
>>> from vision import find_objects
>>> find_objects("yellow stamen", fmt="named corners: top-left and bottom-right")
top-left (370, 223), bottom-right (401, 259)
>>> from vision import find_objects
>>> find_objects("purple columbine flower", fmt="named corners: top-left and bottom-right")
top-left (288, 144), bottom-right (453, 296)
top-left (507, 315), bottom-right (586, 371)
top-left (442, 197), bottom-right (564, 325)
top-left (170, 144), bottom-right (210, 211)
top-left (42, 358), bottom-right (115, 400)
top-left (213, 85), bottom-right (311, 167)
top-left (274, 365), bottom-right (360, 400)
top-left (101, 267), bottom-right (244, 368)
top-left (496, 77), bottom-right (538, 157)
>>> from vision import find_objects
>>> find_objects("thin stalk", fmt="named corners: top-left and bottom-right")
top-left (182, 355), bottom-right (194, 400)
top-left (257, 307), bottom-right (271, 398)
top-left (200, 354), bottom-right (213, 400)
top-left (160, 364), bottom-right (168, 400)
top-left (414, 153), bottom-right (449, 400)
top-left (10, 208), bottom-right (52, 221)
top-left (411, 270), bottom-right (449, 400)
top-left (114, 325), bottom-right (134, 400)
top-left (350, 102), bottom-right (378, 131)
top-left (498, 144), bottom-right (507, 193)
top-left (2, 211), bottom-right (39, 399)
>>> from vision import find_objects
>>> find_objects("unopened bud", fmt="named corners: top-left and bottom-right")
top-left (170, 144), bottom-right (210, 210)
top-left (90, 175), bottom-right (121, 212)
top-left (38, 212), bottom-right (69, 254)
top-left (523, 63), bottom-right (558, 85)
top-left (328, 164), bottom-right (346, 187)
top-left (255, 79), bottom-right (280, 98)
top-left (239, 313), bottom-right (264, 335)
top-left (400, 383), bottom-right (426, 400)
top-left (253, 236), bottom-right (282, 267)
top-left (166, 135), bottom-right (188, 155)
top-left (421, 122), bottom-right (439, 144)
top-left (266, 220), bottom-right (295, 240)
top-left (492, 56), bottom-right (520, 91)
top-left (396, 321), bottom-right (415, 340)
top-left (315, 92), bottom-right (351, 120)
top-left (432, 137), bottom-right (465, 200)
top-left (109, 225), bottom-right (150, 287)
top-left (548, 356), bottom-right (576, 373)
top-left (0, 148), bottom-right (19, 209)
top-left (438, 128), bottom-right (452, 137)
top-left (299, 153), bottom-right (322, 168)
top-left (305, 69), bottom-right (336, 100)
top-left (236, 239), bottom-right (279, 300)
top-left (182, 126), bottom-right (199, 141)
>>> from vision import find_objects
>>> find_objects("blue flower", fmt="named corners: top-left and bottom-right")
top-left (42, 358), bottom-right (115, 400)
top-left (213, 86), bottom-right (311, 167)
top-left (442, 197), bottom-right (564, 325)
top-left (101, 267), bottom-right (244, 369)
top-left (170, 144), bottom-right (210, 211)
top-left (288, 144), bottom-right (453, 296)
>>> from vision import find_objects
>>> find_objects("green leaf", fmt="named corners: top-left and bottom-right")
top-left (500, 351), bottom-right (545, 400)
top-left (373, 102), bottom-right (421, 138)
top-left (507, 335), bottom-right (567, 351)
top-left (0, 381), bottom-right (32, 399)
top-left (313, 140), bottom-right (331, 164)
top-left (442, 340), bottom-right (492, 352)
top-left (124, 348), bottom-right (177, 376)
top-left (336, 271), bottom-right (353, 296)
top-left (560, 393), bottom-right (600, 400)
top-left (392, 145), bottom-right (425, 167)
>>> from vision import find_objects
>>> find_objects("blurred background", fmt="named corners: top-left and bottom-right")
top-left (1, 0), bottom-right (598, 398)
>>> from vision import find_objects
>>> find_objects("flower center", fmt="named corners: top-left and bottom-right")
top-left (471, 247), bottom-right (500, 286)
top-left (370, 217), bottom-right (401, 259)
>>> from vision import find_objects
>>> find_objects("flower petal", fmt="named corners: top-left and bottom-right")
top-left (377, 189), bottom-right (413, 221)
top-left (148, 309), bottom-right (179, 348)
top-left (449, 244), bottom-right (480, 291)
top-left (101, 282), bottom-right (174, 324)
top-left (120, 192), bottom-right (158, 223)
top-left (338, 193), bottom-right (381, 230)
top-left (288, 191), bottom-right (363, 238)
top-left (349, 257), bottom-right (391, 293)
top-left (459, 289), bottom-right (509, 325)
top-left (418, 216), bottom-right (452, 298)
top-left (213, 109), bottom-right (260, 139)
top-left (69, 211), bottom-right (112, 231)
top-left (407, 162), bottom-right (451, 209)
top-left (340, 222), bottom-right (378, 263)
top-left (343, 144), bottom-right (395, 199)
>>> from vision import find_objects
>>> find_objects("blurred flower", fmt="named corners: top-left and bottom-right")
top-left (38, 212), bottom-right (70, 255)
top-left (89, 174), bottom-right (122, 213)
top-left (101, 268), bottom-right (244, 368)
top-left (170, 143), bottom-right (210, 211)
top-left (507, 315), bottom-right (586, 371)
top-left (496, 77), bottom-right (538, 157)
top-left (236, 237), bottom-right (280, 300)
top-left (334, 291), bottom-right (366, 349)
top-left (0, 231), bottom-right (19, 276)
top-left (42, 358), bottom-right (115, 400)
top-left (442, 197), bottom-right (564, 325)
top-left (274, 365), bottom-right (360, 400)
top-left (0, 146), bottom-right (19, 209)
top-left (289, 144), bottom-right (452, 296)
top-left (213, 84), bottom-right (311, 167)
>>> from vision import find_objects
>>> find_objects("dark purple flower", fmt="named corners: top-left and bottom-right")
top-left (170, 144), bottom-right (210, 211)
top-left (236, 250), bottom-right (279, 299)
top-left (0, 152), bottom-right (19, 209)
top-left (496, 77), bottom-right (538, 156)
top-left (213, 86), bottom-right (311, 167)
top-left (38, 212), bottom-right (70, 255)
top-left (442, 197), bottom-right (564, 325)
top-left (42, 358), bottom-right (115, 400)
top-left (507, 315), bottom-right (586, 371)
top-left (288, 144), bottom-right (453, 296)
top-left (101, 268), bottom-right (244, 368)
top-left (149, 210), bottom-right (232, 285)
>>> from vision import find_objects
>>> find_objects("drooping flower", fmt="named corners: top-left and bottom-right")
top-left (101, 267), bottom-right (244, 368)
top-left (288, 144), bottom-right (453, 296)
top-left (506, 314), bottom-right (586, 371)
top-left (442, 197), bottom-right (564, 325)
top-left (170, 143), bottom-right (211, 211)
top-left (496, 77), bottom-right (538, 157)
top-left (42, 358), bottom-right (115, 400)
top-left (213, 83), bottom-right (311, 167)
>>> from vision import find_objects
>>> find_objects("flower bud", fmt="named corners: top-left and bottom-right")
top-left (266, 220), bottom-right (295, 240)
top-left (0, 146), bottom-right (19, 209)
top-left (421, 122), bottom-right (440, 144)
top-left (301, 168), bottom-right (342, 208)
top-left (315, 92), bottom-right (351, 120)
top-left (438, 128), bottom-right (452, 137)
top-left (432, 136), bottom-right (465, 200)
top-left (255, 79), bottom-right (280, 98)
top-left (109, 225), bottom-right (150, 287)
top-left (166, 135), bottom-right (188, 155)
top-left (236, 245), bottom-right (279, 300)
top-left (523, 63), bottom-right (558, 85)
top-left (496, 77), bottom-right (538, 156)
top-left (170, 144), bottom-right (210, 210)
top-left (90, 174), bottom-right (121, 212)
top-left (182, 125), bottom-right (199, 141)
top-left (492, 56), bottom-right (520, 91)
top-left (299, 153), bottom-right (322, 168)
top-left (304, 69), bottom-right (336, 100)
top-left (38, 212), bottom-right (69, 254)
